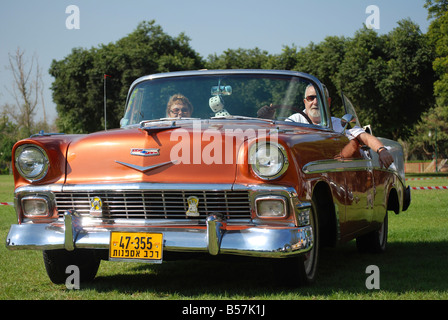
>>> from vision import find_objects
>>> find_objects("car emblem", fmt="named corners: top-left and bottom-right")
top-left (90, 196), bottom-right (103, 217)
top-left (130, 148), bottom-right (160, 157)
top-left (186, 196), bottom-right (200, 217)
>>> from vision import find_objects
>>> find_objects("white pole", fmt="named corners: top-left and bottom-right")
top-left (104, 74), bottom-right (107, 131)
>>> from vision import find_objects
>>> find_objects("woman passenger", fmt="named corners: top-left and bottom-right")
top-left (166, 94), bottom-right (193, 118)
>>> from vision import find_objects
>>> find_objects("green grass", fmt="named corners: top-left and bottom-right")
top-left (1, 174), bottom-right (448, 300)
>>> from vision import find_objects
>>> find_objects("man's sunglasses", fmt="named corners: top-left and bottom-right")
top-left (305, 95), bottom-right (318, 102)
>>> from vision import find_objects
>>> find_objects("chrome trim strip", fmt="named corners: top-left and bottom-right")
top-left (302, 158), bottom-right (403, 189)
top-left (10, 182), bottom-right (231, 203)
top-left (62, 183), bottom-right (236, 192)
top-left (303, 159), bottom-right (372, 174)
top-left (15, 182), bottom-right (299, 195)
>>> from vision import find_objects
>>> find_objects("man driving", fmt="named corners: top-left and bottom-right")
top-left (281, 84), bottom-right (394, 169)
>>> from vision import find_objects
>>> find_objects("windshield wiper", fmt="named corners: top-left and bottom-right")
top-left (211, 115), bottom-right (275, 123)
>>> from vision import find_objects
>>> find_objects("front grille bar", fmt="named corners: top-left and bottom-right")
top-left (55, 190), bottom-right (251, 220)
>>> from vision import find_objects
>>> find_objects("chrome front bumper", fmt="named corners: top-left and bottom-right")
top-left (6, 210), bottom-right (314, 259)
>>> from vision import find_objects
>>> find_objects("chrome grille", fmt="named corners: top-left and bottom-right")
top-left (54, 190), bottom-right (251, 220)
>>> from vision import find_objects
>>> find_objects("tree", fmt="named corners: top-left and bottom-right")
top-left (206, 48), bottom-right (271, 69)
top-left (410, 105), bottom-right (448, 159)
top-left (336, 21), bottom-right (435, 141)
top-left (50, 21), bottom-right (204, 133)
top-left (0, 113), bottom-right (18, 174)
top-left (3, 48), bottom-right (44, 138)
top-left (409, 0), bottom-right (448, 159)
top-left (378, 19), bottom-right (435, 139)
top-left (425, 0), bottom-right (448, 106)
top-left (265, 45), bottom-right (300, 71)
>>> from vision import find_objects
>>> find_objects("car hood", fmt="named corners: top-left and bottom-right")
top-left (65, 120), bottom-right (307, 185)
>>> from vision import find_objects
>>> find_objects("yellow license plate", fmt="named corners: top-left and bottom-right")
top-left (109, 232), bottom-right (163, 263)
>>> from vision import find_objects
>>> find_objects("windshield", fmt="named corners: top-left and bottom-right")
top-left (121, 73), bottom-right (328, 127)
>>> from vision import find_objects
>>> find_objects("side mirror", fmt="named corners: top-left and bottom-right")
top-left (340, 114), bottom-right (356, 133)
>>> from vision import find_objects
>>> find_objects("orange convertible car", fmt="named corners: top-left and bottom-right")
top-left (6, 70), bottom-right (410, 285)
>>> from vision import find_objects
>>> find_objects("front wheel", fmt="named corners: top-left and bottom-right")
top-left (43, 249), bottom-right (101, 284)
top-left (356, 212), bottom-right (388, 253)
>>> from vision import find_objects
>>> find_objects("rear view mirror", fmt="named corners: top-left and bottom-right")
top-left (211, 85), bottom-right (232, 96)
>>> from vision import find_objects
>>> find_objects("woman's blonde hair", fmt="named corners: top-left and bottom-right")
top-left (166, 94), bottom-right (193, 117)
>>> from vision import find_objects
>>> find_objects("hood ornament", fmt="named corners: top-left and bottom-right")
top-left (115, 160), bottom-right (177, 173)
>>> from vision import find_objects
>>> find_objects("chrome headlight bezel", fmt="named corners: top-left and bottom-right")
top-left (248, 141), bottom-right (289, 180)
top-left (15, 144), bottom-right (50, 182)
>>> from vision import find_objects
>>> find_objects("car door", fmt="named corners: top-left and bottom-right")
top-left (340, 93), bottom-right (375, 235)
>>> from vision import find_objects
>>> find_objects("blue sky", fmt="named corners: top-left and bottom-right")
top-left (0, 0), bottom-right (431, 125)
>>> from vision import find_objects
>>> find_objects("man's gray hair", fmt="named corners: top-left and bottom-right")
top-left (304, 83), bottom-right (330, 99)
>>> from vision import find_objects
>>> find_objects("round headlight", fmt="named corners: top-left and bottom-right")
top-left (249, 142), bottom-right (289, 180)
top-left (15, 145), bottom-right (49, 181)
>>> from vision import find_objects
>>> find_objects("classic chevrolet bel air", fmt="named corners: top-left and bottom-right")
top-left (6, 70), bottom-right (410, 285)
